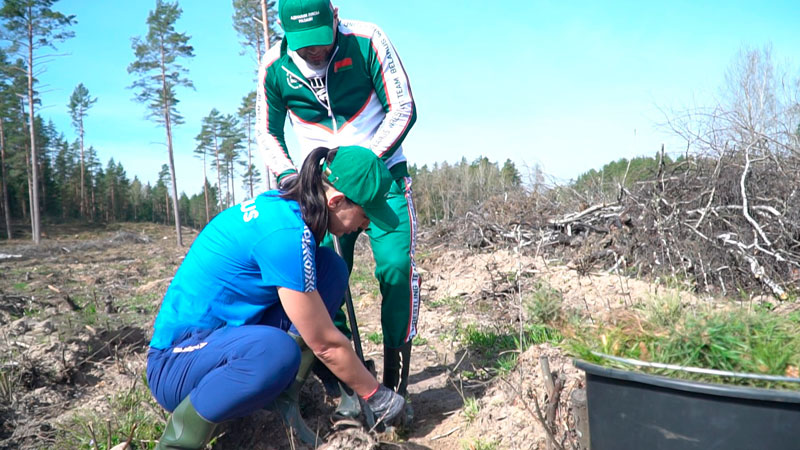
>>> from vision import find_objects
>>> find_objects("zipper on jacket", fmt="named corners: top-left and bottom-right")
top-left (325, 47), bottom-right (339, 134)
top-left (281, 46), bottom-right (340, 133)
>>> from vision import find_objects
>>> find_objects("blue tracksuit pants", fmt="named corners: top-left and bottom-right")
top-left (146, 247), bottom-right (348, 423)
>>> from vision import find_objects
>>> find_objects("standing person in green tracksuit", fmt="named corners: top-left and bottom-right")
top-left (256, 0), bottom-right (419, 421)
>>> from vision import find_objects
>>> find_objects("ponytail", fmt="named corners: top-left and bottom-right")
top-left (280, 146), bottom-right (340, 243)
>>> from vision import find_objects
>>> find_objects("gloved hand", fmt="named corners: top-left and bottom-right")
top-left (362, 384), bottom-right (405, 428)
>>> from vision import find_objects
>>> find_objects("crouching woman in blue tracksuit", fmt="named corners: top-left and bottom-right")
top-left (146, 146), bottom-right (405, 449)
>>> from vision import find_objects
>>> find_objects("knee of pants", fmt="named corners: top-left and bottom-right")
top-left (246, 330), bottom-right (301, 395)
top-left (147, 326), bottom-right (301, 415)
top-left (315, 246), bottom-right (349, 315)
top-left (374, 253), bottom-right (412, 284)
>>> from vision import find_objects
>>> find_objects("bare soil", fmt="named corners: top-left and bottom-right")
top-left (0, 222), bottom-right (696, 449)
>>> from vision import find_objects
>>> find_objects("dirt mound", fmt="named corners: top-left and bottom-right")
top-left (445, 344), bottom-right (583, 449)
top-left (319, 425), bottom-right (379, 450)
top-left (0, 224), bottom-right (187, 449)
top-left (1, 222), bottom-right (701, 449)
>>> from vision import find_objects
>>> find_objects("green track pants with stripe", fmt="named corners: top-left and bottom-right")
top-left (322, 175), bottom-right (420, 349)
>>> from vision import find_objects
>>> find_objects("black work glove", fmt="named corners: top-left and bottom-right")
top-left (362, 384), bottom-right (405, 429)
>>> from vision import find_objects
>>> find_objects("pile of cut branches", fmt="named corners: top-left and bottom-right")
top-left (439, 143), bottom-right (800, 299)
top-left (439, 47), bottom-right (800, 300)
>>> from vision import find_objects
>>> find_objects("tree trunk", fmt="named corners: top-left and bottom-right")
top-left (260, 0), bottom-right (270, 57)
top-left (213, 135), bottom-right (223, 209)
top-left (0, 119), bottom-right (11, 239)
top-left (25, 141), bottom-right (32, 222)
top-left (38, 154), bottom-right (46, 214)
top-left (90, 179), bottom-right (96, 220)
top-left (228, 158), bottom-right (235, 205)
top-left (246, 114), bottom-right (254, 198)
top-left (79, 118), bottom-right (85, 217)
top-left (260, 0), bottom-right (275, 191)
top-left (26, 5), bottom-right (41, 244)
top-left (160, 43), bottom-right (183, 246)
top-left (110, 182), bottom-right (115, 221)
top-left (20, 186), bottom-right (27, 220)
top-left (202, 152), bottom-right (209, 223)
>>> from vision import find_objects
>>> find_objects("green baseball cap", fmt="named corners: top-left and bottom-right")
top-left (322, 146), bottom-right (399, 231)
top-left (279, 0), bottom-right (335, 51)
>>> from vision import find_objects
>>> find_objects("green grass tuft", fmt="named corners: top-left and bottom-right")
top-left (428, 295), bottom-right (463, 312)
top-left (495, 352), bottom-right (518, 375)
top-left (54, 372), bottom-right (164, 449)
top-left (461, 437), bottom-right (498, 450)
top-left (458, 323), bottom-right (561, 377)
top-left (366, 331), bottom-right (382, 345)
top-left (568, 299), bottom-right (800, 389)
top-left (462, 396), bottom-right (480, 423)
top-left (524, 281), bottom-right (564, 324)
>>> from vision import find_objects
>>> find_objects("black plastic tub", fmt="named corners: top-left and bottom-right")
top-left (574, 360), bottom-right (800, 450)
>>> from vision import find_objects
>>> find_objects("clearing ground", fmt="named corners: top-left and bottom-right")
top-left (0, 221), bottom-right (697, 450)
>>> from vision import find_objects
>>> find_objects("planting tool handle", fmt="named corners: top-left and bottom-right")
top-left (332, 235), bottom-right (366, 364)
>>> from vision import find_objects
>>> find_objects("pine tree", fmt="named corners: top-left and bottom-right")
top-left (3, 78), bottom-right (32, 224)
top-left (128, 0), bottom-right (194, 246)
top-left (232, 0), bottom-right (279, 190)
top-left (193, 120), bottom-right (212, 224)
top-left (0, 51), bottom-right (24, 239)
top-left (51, 135), bottom-right (76, 219)
top-left (129, 176), bottom-right (144, 221)
top-left (195, 109), bottom-right (222, 218)
top-left (178, 191), bottom-right (191, 229)
top-left (157, 163), bottom-right (171, 225)
top-left (104, 159), bottom-right (118, 221)
top-left (85, 145), bottom-right (99, 219)
top-left (37, 118), bottom-right (58, 216)
top-left (238, 91), bottom-right (261, 199)
top-left (140, 181), bottom-right (155, 223)
top-left (98, 158), bottom-right (129, 222)
top-left (219, 113), bottom-right (243, 206)
top-left (231, 0), bottom-right (280, 67)
top-left (0, 0), bottom-right (75, 243)
top-left (0, 108), bottom-right (11, 238)
top-left (500, 159), bottom-right (522, 188)
top-left (67, 83), bottom-right (96, 218)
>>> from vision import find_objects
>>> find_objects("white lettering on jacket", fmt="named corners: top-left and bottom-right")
top-left (241, 198), bottom-right (259, 222)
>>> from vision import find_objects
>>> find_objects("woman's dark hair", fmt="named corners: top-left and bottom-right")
top-left (280, 146), bottom-right (345, 242)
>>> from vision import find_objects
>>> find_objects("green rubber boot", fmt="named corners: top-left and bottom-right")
top-left (271, 333), bottom-right (321, 446)
top-left (155, 396), bottom-right (217, 450)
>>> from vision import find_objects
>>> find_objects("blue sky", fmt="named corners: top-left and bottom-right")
top-left (38, 0), bottom-right (800, 197)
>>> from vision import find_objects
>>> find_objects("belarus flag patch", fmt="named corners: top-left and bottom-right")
top-left (334, 57), bottom-right (353, 73)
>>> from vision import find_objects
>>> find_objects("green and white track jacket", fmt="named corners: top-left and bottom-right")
top-left (256, 19), bottom-right (417, 183)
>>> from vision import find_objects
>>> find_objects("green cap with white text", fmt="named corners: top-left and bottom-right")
top-left (279, 0), bottom-right (335, 51)
top-left (322, 146), bottom-right (399, 231)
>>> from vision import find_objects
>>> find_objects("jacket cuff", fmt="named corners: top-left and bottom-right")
top-left (277, 169), bottom-right (298, 184)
